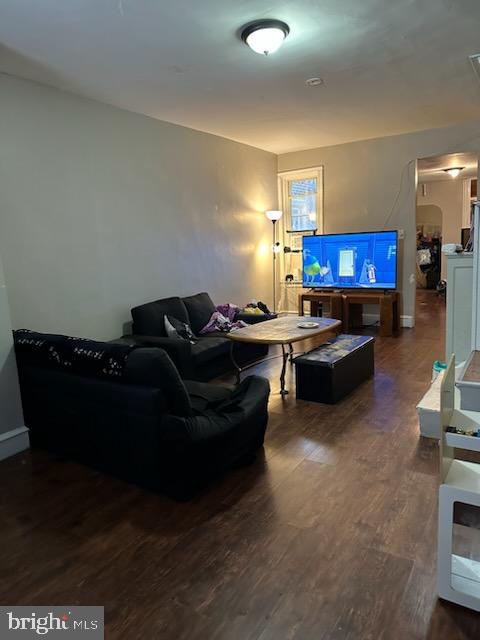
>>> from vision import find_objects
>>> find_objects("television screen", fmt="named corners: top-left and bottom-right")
top-left (302, 230), bottom-right (398, 290)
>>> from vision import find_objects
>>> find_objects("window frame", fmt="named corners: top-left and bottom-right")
top-left (278, 167), bottom-right (324, 234)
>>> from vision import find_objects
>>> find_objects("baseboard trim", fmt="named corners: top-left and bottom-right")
top-left (0, 426), bottom-right (30, 461)
top-left (363, 313), bottom-right (414, 328)
top-left (401, 315), bottom-right (414, 328)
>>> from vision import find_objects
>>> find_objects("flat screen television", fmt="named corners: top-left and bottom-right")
top-left (302, 230), bottom-right (398, 290)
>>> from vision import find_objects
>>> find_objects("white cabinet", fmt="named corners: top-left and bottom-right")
top-left (471, 203), bottom-right (480, 351)
top-left (446, 253), bottom-right (473, 364)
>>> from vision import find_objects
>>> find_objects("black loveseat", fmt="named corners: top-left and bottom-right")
top-left (14, 330), bottom-right (270, 500)
top-left (126, 292), bottom-right (275, 381)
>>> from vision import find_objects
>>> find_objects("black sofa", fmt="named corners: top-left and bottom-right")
top-left (14, 330), bottom-right (270, 500)
top-left (126, 292), bottom-right (275, 381)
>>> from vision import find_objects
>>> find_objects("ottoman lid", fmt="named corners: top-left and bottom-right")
top-left (294, 334), bottom-right (374, 367)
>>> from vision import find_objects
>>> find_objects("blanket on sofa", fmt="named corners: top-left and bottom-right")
top-left (14, 329), bottom-right (138, 380)
top-left (200, 304), bottom-right (247, 334)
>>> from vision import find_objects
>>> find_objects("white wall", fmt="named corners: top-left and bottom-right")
top-left (417, 179), bottom-right (464, 279)
top-left (278, 122), bottom-right (480, 322)
top-left (0, 75), bottom-right (277, 340)
top-left (0, 251), bottom-right (24, 436)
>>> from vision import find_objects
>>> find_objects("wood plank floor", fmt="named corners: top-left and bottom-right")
top-left (1, 290), bottom-right (480, 639)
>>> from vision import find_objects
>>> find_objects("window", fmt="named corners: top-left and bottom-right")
top-left (289, 177), bottom-right (317, 231)
top-left (278, 167), bottom-right (323, 233)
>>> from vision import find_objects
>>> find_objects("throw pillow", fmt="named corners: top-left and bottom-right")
top-left (164, 315), bottom-right (196, 344)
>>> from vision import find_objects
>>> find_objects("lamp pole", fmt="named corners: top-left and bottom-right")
top-left (265, 210), bottom-right (283, 313)
top-left (272, 220), bottom-right (277, 313)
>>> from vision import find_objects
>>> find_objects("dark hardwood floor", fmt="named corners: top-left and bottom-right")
top-left (1, 290), bottom-right (479, 639)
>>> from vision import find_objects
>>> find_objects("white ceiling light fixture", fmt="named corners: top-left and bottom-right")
top-left (443, 167), bottom-right (465, 178)
top-left (305, 77), bottom-right (324, 87)
top-left (241, 20), bottom-right (290, 56)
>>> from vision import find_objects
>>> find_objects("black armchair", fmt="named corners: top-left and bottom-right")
top-left (14, 330), bottom-right (270, 500)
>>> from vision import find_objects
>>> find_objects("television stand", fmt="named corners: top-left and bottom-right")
top-left (342, 291), bottom-right (400, 337)
top-left (299, 291), bottom-right (343, 321)
top-left (298, 290), bottom-right (400, 337)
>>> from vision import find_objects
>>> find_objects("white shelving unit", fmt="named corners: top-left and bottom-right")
top-left (438, 356), bottom-right (480, 611)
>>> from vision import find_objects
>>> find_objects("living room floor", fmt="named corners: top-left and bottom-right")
top-left (1, 290), bottom-right (479, 639)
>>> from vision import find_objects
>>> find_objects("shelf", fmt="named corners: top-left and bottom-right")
top-left (452, 555), bottom-right (480, 599)
top-left (446, 432), bottom-right (480, 453)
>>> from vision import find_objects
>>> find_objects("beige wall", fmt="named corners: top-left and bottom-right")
top-left (416, 204), bottom-right (442, 227)
top-left (2, 73), bottom-right (479, 332)
top-left (0, 251), bottom-right (24, 435)
top-left (0, 75), bottom-right (277, 340)
top-left (417, 180), bottom-right (464, 279)
top-left (278, 122), bottom-right (480, 322)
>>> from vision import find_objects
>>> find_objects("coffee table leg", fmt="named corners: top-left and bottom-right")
top-left (288, 342), bottom-right (294, 363)
top-left (280, 344), bottom-right (289, 395)
top-left (230, 341), bottom-right (241, 385)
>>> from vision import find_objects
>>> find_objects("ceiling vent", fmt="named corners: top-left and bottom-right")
top-left (469, 54), bottom-right (480, 85)
top-left (305, 77), bottom-right (324, 87)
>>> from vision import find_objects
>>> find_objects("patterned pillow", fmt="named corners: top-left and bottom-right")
top-left (164, 315), bottom-right (196, 344)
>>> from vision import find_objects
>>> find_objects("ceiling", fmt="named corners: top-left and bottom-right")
top-left (418, 151), bottom-right (478, 182)
top-left (1, 0), bottom-right (480, 154)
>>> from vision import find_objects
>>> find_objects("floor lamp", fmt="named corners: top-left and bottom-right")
top-left (265, 210), bottom-right (283, 313)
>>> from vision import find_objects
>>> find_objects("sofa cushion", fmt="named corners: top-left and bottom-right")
top-left (131, 297), bottom-right (189, 337)
top-left (191, 336), bottom-right (230, 366)
top-left (182, 292), bottom-right (216, 335)
top-left (184, 380), bottom-right (233, 413)
top-left (124, 348), bottom-right (193, 417)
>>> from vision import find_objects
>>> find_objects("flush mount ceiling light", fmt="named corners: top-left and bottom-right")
top-left (444, 167), bottom-right (465, 178)
top-left (241, 20), bottom-right (290, 56)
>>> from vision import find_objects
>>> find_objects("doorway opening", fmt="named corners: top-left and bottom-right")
top-left (416, 152), bottom-right (478, 292)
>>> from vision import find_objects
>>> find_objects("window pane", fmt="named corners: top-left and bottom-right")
top-left (289, 178), bottom-right (317, 197)
top-left (289, 178), bottom-right (317, 231)
top-left (290, 193), bottom-right (317, 231)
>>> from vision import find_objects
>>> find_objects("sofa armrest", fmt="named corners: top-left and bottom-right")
top-left (215, 374), bottom-right (270, 414)
top-left (121, 334), bottom-right (193, 378)
top-left (158, 375), bottom-right (270, 499)
top-left (161, 375), bottom-right (270, 443)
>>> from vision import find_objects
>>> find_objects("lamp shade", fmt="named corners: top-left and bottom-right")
top-left (265, 210), bottom-right (283, 221)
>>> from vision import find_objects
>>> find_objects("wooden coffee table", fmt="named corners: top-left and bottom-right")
top-left (227, 315), bottom-right (341, 395)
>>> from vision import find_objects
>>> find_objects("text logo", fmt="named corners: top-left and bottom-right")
top-left (0, 607), bottom-right (104, 638)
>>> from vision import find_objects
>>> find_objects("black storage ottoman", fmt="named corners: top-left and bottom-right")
top-left (294, 334), bottom-right (374, 404)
